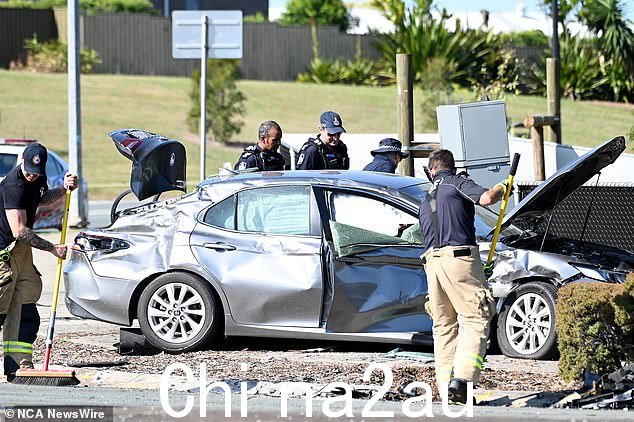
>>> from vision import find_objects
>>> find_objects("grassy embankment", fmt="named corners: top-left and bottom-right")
top-left (0, 70), bottom-right (632, 199)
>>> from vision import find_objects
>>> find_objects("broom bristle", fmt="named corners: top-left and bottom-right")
top-left (11, 368), bottom-right (80, 386)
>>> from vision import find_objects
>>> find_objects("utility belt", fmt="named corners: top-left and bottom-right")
top-left (421, 246), bottom-right (472, 265)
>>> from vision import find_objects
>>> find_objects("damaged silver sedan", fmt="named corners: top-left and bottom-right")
top-left (64, 135), bottom-right (633, 359)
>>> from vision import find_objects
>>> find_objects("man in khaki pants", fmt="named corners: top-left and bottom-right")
top-left (419, 149), bottom-right (507, 404)
top-left (0, 143), bottom-right (77, 381)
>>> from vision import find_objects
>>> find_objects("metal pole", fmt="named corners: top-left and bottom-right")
top-left (200, 15), bottom-right (208, 181)
top-left (546, 58), bottom-right (560, 143)
top-left (68, 0), bottom-right (87, 227)
top-left (396, 53), bottom-right (413, 177)
top-left (550, 0), bottom-right (561, 144)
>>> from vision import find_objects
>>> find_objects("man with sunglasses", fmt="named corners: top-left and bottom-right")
top-left (0, 142), bottom-right (78, 382)
top-left (296, 111), bottom-right (349, 170)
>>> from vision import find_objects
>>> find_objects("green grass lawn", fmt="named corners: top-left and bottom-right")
top-left (0, 70), bottom-right (632, 199)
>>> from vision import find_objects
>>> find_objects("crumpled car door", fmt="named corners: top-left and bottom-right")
top-left (317, 188), bottom-right (431, 334)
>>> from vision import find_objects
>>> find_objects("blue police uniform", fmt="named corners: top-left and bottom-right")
top-left (362, 154), bottom-right (397, 173)
top-left (296, 136), bottom-right (349, 170)
top-left (234, 144), bottom-right (286, 171)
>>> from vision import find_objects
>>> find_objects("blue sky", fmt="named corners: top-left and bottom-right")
top-left (269, 0), bottom-right (634, 22)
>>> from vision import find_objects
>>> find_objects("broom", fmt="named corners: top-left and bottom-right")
top-left (11, 189), bottom-right (80, 386)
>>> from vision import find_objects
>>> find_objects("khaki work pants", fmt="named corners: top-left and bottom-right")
top-left (0, 241), bottom-right (43, 375)
top-left (423, 245), bottom-right (494, 384)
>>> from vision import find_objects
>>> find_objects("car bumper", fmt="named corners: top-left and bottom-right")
top-left (63, 250), bottom-right (139, 326)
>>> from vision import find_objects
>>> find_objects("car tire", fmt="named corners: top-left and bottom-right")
top-left (496, 282), bottom-right (558, 360)
top-left (138, 272), bottom-right (221, 353)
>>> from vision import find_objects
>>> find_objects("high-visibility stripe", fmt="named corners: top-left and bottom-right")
top-left (3, 341), bottom-right (32, 354)
top-left (436, 366), bottom-right (453, 382)
top-left (3, 347), bottom-right (32, 354)
top-left (4, 341), bottom-right (32, 349)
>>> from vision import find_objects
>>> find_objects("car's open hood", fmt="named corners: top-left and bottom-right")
top-left (502, 136), bottom-right (626, 230)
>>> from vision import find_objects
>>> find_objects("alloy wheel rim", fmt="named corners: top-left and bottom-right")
top-left (505, 292), bottom-right (552, 355)
top-left (147, 282), bottom-right (207, 344)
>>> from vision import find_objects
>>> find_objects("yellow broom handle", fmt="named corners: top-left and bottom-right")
top-left (487, 154), bottom-right (520, 265)
top-left (50, 189), bottom-right (71, 314)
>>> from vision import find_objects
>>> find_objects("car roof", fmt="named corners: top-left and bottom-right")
top-left (200, 170), bottom-right (429, 189)
top-left (200, 170), bottom-right (428, 191)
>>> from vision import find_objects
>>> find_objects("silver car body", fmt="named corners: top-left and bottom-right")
top-left (64, 137), bottom-right (632, 350)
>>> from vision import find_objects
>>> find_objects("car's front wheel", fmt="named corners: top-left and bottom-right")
top-left (138, 273), bottom-right (221, 353)
top-left (496, 282), bottom-right (558, 359)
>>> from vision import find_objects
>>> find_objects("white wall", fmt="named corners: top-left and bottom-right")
top-left (282, 133), bottom-right (634, 184)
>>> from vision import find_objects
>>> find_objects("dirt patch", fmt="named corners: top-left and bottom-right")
top-left (41, 334), bottom-right (578, 400)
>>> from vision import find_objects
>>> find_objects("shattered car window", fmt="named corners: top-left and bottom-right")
top-left (330, 192), bottom-right (419, 240)
top-left (236, 186), bottom-right (311, 236)
top-left (203, 194), bottom-right (236, 229)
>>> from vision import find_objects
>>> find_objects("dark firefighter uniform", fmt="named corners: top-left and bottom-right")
top-left (234, 144), bottom-right (286, 171)
top-left (418, 169), bottom-right (495, 386)
top-left (296, 137), bottom-right (349, 170)
top-left (0, 165), bottom-right (48, 378)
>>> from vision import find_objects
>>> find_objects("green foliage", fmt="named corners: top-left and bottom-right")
top-left (297, 55), bottom-right (386, 86)
top-left (500, 30), bottom-right (549, 47)
top-left (371, 0), bottom-right (519, 96)
top-left (0, 0), bottom-right (156, 13)
top-left (243, 12), bottom-right (267, 23)
top-left (188, 60), bottom-right (246, 143)
top-left (280, 0), bottom-right (349, 31)
top-left (556, 276), bottom-right (634, 382)
top-left (531, 36), bottom-right (608, 100)
top-left (14, 34), bottom-right (101, 73)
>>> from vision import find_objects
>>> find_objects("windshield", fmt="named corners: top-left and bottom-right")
top-left (0, 153), bottom-right (18, 177)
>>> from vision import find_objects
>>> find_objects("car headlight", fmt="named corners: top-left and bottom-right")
top-left (73, 232), bottom-right (130, 252)
top-left (571, 263), bottom-right (628, 283)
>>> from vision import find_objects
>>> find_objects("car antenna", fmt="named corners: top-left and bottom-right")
top-left (539, 184), bottom-right (563, 252)
top-left (579, 172), bottom-right (601, 245)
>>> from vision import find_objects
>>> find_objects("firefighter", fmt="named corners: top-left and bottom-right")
top-left (0, 143), bottom-right (78, 381)
top-left (296, 111), bottom-right (349, 170)
top-left (234, 121), bottom-right (286, 171)
top-left (418, 149), bottom-right (507, 404)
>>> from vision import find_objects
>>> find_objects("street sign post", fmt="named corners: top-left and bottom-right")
top-left (172, 11), bottom-right (243, 181)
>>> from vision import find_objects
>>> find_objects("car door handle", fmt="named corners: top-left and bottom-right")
top-left (203, 242), bottom-right (237, 251)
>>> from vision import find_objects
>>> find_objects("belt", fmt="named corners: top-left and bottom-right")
top-left (421, 247), bottom-right (471, 264)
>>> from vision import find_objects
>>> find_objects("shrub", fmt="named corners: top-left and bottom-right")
top-left (556, 275), bottom-right (634, 382)
top-left (12, 34), bottom-right (101, 73)
top-left (371, 0), bottom-right (519, 95)
top-left (500, 29), bottom-right (549, 47)
top-left (280, 0), bottom-right (349, 31)
top-left (530, 36), bottom-right (609, 100)
top-left (296, 56), bottom-right (383, 85)
top-left (0, 0), bottom-right (156, 13)
top-left (187, 59), bottom-right (246, 143)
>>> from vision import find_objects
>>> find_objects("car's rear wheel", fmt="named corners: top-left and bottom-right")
top-left (496, 282), bottom-right (558, 359)
top-left (138, 272), bottom-right (221, 353)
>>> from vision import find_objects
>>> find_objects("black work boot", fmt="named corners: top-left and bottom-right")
top-left (447, 378), bottom-right (469, 405)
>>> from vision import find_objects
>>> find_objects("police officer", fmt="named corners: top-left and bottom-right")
top-left (296, 111), bottom-right (349, 170)
top-left (0, 143), bottom-right (78, 381)
top-left (234, 121), bottom-right (286, 171)
top-left (419, 149), bottom-right (507, 404)
top-left (362, 138), bottom-right (409, 173)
